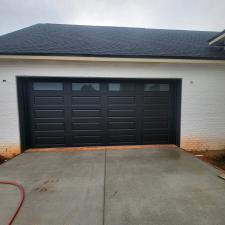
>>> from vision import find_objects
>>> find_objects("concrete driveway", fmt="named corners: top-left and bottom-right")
top-left (0, 147), bottom-right (225, 225)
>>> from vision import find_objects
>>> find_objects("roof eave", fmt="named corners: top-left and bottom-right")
top-left (0, 54), bottom-right (225, 64)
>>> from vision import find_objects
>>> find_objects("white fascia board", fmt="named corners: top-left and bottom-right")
top-left (0, 55), bottom-right (225, 64)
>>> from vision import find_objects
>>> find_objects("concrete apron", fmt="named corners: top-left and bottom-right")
top-left (0, 147), bottom-right (225, 225)
top-left (26, 144), bottom-right (177, 152)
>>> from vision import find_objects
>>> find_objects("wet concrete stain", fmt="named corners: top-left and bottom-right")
top-left (33, 179), bottom-right (59, 193)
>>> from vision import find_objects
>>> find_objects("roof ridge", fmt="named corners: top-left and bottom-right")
top-left (36, 23), bottom-right (219, 33)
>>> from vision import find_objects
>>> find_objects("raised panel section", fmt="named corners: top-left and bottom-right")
top-left (34, 97), bottom-right (64, 105)
top-left (72, 136), bottom-right (102, 144)
top-left (109, 129), bottom-right (136, 135)
top-left (108, 109), bottom-right (136, 117)
top-left (72, 110), bottom-right (101, 117)
top-left (34, 122), bottom-right (65, 131)
top-left (108, 117), bottom-right (136, 122)
top-left (72, 122), bottom-right (102, 130)
top-left (144, 96), bottom-right (169, 104)
top-left (109, 134), bottom-right (136, 145)
top-left (33, 110), bottom-right (64, 118)
top-left (72, 96), bottom-right (101, 105)
top-left (143, 104), bottom-right (169, 110)
top-left (108, 96), bottom-right (135, 104)
top-left (144, 110), bottom-right (168, 117)
top-left (109, 122), bottom-right (136, 129)
top-left (143, 129), bottom-right (169, 135)
top-left (35, 136), bottom-right (65, 146)
top-left (144, 121), bottom-right (168, 129)
top-left (143, 134), bottom-right (169, 144)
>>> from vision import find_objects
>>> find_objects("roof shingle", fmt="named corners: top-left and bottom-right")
top-left (0, 23), bottom-right (224, 60)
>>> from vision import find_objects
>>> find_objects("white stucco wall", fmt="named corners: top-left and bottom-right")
top-left (0, 60), bottom-right (225, 157)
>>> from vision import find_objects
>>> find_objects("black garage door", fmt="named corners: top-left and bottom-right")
top-left (26, 79), bottom-right (178, 147)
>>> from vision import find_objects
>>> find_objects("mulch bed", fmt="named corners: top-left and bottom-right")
top-left (190, 150), bottom-right (225, 171)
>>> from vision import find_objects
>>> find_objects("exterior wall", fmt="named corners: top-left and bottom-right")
top-left (0, 60), bottom-right (225, 157)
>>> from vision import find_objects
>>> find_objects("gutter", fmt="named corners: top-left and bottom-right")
top-left (0, 55), bottom-right (225, 64)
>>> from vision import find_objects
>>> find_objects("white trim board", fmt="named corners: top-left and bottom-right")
top-left (0, 55), bottom-right (225, 64)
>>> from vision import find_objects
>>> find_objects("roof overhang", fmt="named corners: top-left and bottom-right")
top-left (208, 30), bottom-right (225, 46)
top-left (0, 55), bottom-right (225, 64)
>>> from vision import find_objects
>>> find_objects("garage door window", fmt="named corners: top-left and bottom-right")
top-left (72, 83), bottom-right (100, 91)
top-left (33, 82), bottom-right (63, 91)
top-left (108, 83), bottom-right (135, 91)
top-left (144, 84), bottom-right (169, 91)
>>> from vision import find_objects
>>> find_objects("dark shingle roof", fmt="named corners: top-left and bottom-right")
top-left (0, 23), bottom-right (224, 60)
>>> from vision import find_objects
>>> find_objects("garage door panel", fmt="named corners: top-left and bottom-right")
top-left (109, 134), bottom-right (136, 141)
top-left (144, 96), bottom-right (169, 104)
top-left (143, 91), bottom-right (169, 97)
top-left (108, 122), bottom-right (136, 129)
top-left (32, 105), bottom-right (66, 110)
top-left (72, 117), bottom-right (102, 123)
top-left (72, 130), bottom-right (104, 136)
top-left (70, 93), bottom-right (103, 98)
top-left (72, 122), bottom-right (102, 130)
top-left (143, 134), bottom-right (169, 144)
top-left (143, 104), bottom-right (169, 110)
top-left (33, 131), bottom-right (66, 135)
top-left (72, 142), bottom-right (102, 146)
top-left (107, 105), bottom-right (136, 110)
top-left (109, 129), bottom-right (136, 135)
top-left (72, 96), bottom-right (101, 105)
top-left (35, 136), bottom-right (66, 146)
top-left (144, 121), bottom-right (169, 129)
top-left (108, 117), bottom-right (136, 122)
top-left (143, 117), bottom-right (169, 122)
top-left (108, 96), bottom-right (136, 104)
top-left (109, 135), bottom-right (137, 145)
top-left (32, 118), bottom-right (65, 123)
top-left (28, 79), bottom-right (176, 147)
top-left (109, 141), bottom-right (137, 145)
top-left (32, 92), bottom-right (65, 97)
top-left (34, 96), bottom-right (64, 105)
top-left (143, 140), bottom-right (169, 144)
top-left (143, 110), bottom-right (168, 117)
top-left (143, 129), bottom-right (169, 135)
top-left (33, 109), bottom-right (64, 118)
top-left (34, 122), bottom-right (65, 131)
top-left (108, 109), bottom-right (136, 117)
top-left (72, 109), bottom-right (102, 117)
top-left (72, 135), bottom-right (103, 144)
top-left (71, 105), bottom-right (102, 110)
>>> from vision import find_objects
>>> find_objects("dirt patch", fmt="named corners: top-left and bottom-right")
top-left (0, 155), bottom-right (7, 165)
top-left (190, 150), bottom-right (225, 171)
